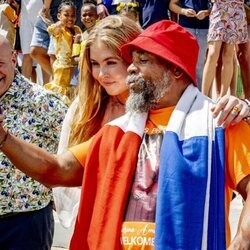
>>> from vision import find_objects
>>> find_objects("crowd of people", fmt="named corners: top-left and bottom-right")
top-left (0, 0), bottom-right (250, 250)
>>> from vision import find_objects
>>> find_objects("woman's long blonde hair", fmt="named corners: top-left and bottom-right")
top-left (69, 15), bottom-right (142, 146)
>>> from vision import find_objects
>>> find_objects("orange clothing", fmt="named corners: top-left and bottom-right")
top-left (225, 121), bottom-right (250, 245)
top-left (70, 107), bottom-right (250, 247)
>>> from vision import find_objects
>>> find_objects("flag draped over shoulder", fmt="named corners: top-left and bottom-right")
top-left (70, 85), bottom-right (226, 250)
top-left (70, 112), bottom-right (148, 250)
top-left (155, 85), bottom-right (226, 250)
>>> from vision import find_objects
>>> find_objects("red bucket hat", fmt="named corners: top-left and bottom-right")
top-left (121, 20), bottom-right (199, 86)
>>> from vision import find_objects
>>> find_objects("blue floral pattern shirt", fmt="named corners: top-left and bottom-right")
top-left (0, 72), bottom-right (67, 215)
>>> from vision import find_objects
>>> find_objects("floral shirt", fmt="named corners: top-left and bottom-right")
top-left (0, 72), bottom-right (67, 215)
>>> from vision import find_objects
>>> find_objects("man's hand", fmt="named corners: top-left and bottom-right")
top-left (211, 95), bottom-right (250, 127)
top-left (97, 4), bottom-right (109, 19)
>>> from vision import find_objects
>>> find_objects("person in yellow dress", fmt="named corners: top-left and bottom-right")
top-left (45, 0), bottom-right (81, 104)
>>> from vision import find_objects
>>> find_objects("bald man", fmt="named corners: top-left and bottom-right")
top-left (0, 35), bottom-right (67, 249)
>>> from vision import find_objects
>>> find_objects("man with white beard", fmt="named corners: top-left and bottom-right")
top-left (121, 20), bottom-right (250, 249)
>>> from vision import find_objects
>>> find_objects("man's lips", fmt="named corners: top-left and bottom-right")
top-left (126, 76), bottom-right (144, 93)
top-left (127, 82), bottom-right (140, 91)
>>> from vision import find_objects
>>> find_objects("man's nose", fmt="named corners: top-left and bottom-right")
top-left (127, 63), bottom-right (138, 75)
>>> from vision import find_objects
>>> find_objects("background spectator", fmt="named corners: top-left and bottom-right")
top-left (140, 0), bottom-right (170, 28)
top-left (169, 0), bottom-right (211, 89)
top-left (45, 1), bottom-right (82, 104)
top-left (30, 0), bottom-right (83, 85)
top-left (202, 0), bottom-right (248, 99)
top-left (19, 0), bottom-right (43, 82)
top-left (237, 1), bottom-right (250, 99)
top-left (117, 1), bottom-right (140, 23)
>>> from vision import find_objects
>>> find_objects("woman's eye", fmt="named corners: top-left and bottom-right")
top-left (91, 61), bottom-right (99, 67)
top-left (107, 61), bottom-right (116, 65)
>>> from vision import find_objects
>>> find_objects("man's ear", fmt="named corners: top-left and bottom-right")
top-left (11, 51), bottom-right (17, 66)
top-left (172, 66), bottom-right (184, 79)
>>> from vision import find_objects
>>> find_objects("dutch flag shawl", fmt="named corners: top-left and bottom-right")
top-left (70, 85), bottom-right (226, 250)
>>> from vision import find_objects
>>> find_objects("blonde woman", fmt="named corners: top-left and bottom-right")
top-left (53, 15), bottom-right (142, 234)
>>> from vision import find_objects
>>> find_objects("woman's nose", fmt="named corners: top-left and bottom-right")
top-left (99, 66), bottom-right (107, 78)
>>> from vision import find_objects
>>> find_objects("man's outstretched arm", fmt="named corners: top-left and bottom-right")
top-left (0, 124), bottom-right (83, 188)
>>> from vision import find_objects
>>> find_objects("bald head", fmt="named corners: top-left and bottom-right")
top-left (0, 35), bottom-right (13, 56)
top-left (0, 35), bottom-right (17, 97)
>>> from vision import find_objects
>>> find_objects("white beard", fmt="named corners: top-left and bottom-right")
top-left (126, 71), bottom-right (170, 113)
